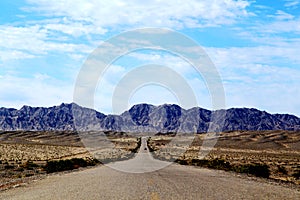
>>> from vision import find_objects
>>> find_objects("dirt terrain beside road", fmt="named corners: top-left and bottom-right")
top-left (0, 131), bottom-right (139, 190)
top-left (0, 137), bottom-right (299, 200)
top-left (148, 130), bottom-right (300, 185)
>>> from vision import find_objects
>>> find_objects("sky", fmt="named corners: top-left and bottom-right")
top-left (0, 0), bottom-right (300, 116)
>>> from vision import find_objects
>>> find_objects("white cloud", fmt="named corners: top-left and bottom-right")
top-left (44, 20), bottom-right (107, 37)
top-left (0, 25), bottom-right (47, 55)
top-left (206, 46), bottom-right (300, 77)
top-left (2, 0), bottom-right (300, 117)
top-left (25, 0), bottom-right (251, 29)
top-left (223, 79), bottom-right (300, 116)
top-left (284, 0), bottom-right (299, 8)
top-left (206, 45), bottom-right (300, 67)
top-left (128, 52), bottom-right (197, 76)
top-left (261, 18), bottom-right (300, 34)
top-left (105, 46), bottom-right (300, 115)
top-left (0, 25), bottom-right (94, 61)
top-left (1, 0), bottom-right (252, 61)
top-left (204, 46), bottom-right (300, 116)
top-left (0, 50), bottom-right (35, 61)
top-left (33, 73), bottom-right (51, 80)
top-left (272, 10), bottom-right (295, 20)
top-left (0, 74), bottom-right (73, 109)
top-left (92, 58), bottom-right (209, 114)
top-left (128, 84), bottom-right (182, 107)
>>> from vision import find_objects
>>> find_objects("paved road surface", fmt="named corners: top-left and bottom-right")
top-left (0, 137), bottom-right (299, 200)
top-left (107, 137), bottom-right (171, 173)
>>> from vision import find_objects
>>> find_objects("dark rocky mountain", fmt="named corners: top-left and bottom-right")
top-left (0, 103), bottom-right (299, 133)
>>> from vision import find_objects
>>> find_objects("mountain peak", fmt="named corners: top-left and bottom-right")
top-left (0, 103), bottom-right (299, 132)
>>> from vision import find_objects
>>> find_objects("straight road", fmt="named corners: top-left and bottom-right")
top-left (0, 137), bottom-right (299, 200)
top-left (107, 137), bottom-right (171, 173)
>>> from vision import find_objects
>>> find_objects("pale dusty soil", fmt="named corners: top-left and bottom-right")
top-left (1, 130), bottom-right (299, 193)
top-left (0, 150), bottom-right (299, 200)
top-left (148, 130), bottom-right (300, 185)
top-left (0, 131), bottom-right (139, 191)
top-left (0, 143), bottom-right (90, 161)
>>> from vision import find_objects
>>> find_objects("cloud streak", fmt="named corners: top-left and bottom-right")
top-left (25, 0), bottom-right (250, 29)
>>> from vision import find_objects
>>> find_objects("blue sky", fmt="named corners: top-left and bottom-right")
top-left (0, 0), bottom-right (300, 116)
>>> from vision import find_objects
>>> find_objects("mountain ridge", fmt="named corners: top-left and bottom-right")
top-left (0, 103), bottom-right (299, 133)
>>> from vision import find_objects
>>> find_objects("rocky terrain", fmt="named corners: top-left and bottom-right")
top-left (0, 103), bottom-right (299, 132)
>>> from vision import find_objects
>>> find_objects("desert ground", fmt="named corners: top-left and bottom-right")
top-left (0, 131), bottom-right (139, 190)
top-left (0, 136), bottom-right (299, 200)
top-left (148, 130), bottom-right (300, 185)
top-left (0, 130), bottom-right (299, 191)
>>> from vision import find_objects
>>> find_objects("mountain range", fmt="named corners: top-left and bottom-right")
top-left (0, 103), bottom-right (299, 133)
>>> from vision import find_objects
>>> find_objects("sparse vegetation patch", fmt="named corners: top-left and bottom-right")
top-left (43, 158), bottom-right (99, 173)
